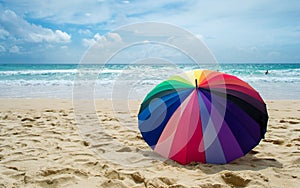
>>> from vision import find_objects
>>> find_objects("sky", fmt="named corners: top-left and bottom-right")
top-left (0, 0), bottom-right (300, 64)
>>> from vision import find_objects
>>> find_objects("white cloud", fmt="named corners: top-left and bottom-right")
top-left (195, 34), bottom-right (204, 40)
top-left (0, 9), bottom-right (71, 44)
top-left (28, 29), bottom-right (71, 43)
top-left (107, 32), bottom-right (122, 42)
top-left (54, 30), bottom-right (71, 43)
top-left (61, 45), bottom-right (68, 49)
top-left (3, 0), bottom-right (112, 25)
top-left (82, 38), bottom-right (95, 48)
top-left (78, 29), bottom-right (92, 35)
top-left (9, 45), bottom-right (20, 53)
top-left (0, 28), bottom-right (9, 39)
top-left (93, 33), bottom-right (103, 41)
top-left (0, 45), bottom-right (6, 52)
top-left (82, 32), bottom-right (122, 47)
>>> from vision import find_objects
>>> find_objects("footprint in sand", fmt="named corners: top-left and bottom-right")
top-left (130, 171), bottom-right (145, 183)
top-left (279, 119), bottom-right (299, 124)
top-left (44, 109), bottom-right (56, 113)
top-left (291, 138), bottom-right (300, 142)
top-left (263, 139), bottom-right (284, 145)
top-left (21, 117), bottom-right (35, 122)
top-left (104, 169), bottom-right (125, 180)
top-left (221, 171), bottom-right (250, 187)
top-left (100, 179), bottom-right (127, 188)
top-left (249, 150), bottom-right (259, 154)
top-left (116, 147), bottom-right (132, 152)
top-left (145, 177), bottom-right (176, 187)
top-left (288, 121), bottom-right (299, 124)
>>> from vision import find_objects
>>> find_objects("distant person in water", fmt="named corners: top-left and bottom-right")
top-left (265, 70), bottom-right (269, 75)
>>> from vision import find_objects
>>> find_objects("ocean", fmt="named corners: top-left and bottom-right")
top-left (0, 63), bottom-right (299, 100)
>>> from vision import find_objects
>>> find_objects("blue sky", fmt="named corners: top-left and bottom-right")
top-left (0, 0), bottom-right (299, 64)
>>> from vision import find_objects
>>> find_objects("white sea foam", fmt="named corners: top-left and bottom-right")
top-left (0, 69), bottom-right (77, 76)
top-left (0, 64), bottom-right (299, 99)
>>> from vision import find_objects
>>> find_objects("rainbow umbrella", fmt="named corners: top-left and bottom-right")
top-left (138, 70), bottom-right (268, 164)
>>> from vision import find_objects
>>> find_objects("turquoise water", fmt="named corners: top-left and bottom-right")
top-left (0, 63), bottom-right (299, 99)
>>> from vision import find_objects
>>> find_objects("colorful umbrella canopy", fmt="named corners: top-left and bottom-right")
top-left (138, 70), bottom-right (268, 164)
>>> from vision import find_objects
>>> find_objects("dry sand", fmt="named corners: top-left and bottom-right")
top-left (0, 99), bottom-right (299, 187)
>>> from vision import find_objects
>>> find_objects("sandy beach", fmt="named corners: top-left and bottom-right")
top-left (0, 99), bottom-right (299, 187)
